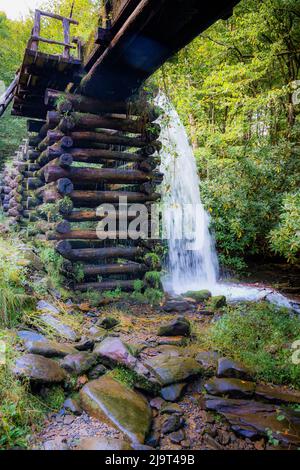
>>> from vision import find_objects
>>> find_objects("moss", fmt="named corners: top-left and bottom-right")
top-left (144, 271), bottom-right (162, 289)
top-left (184, 290), bottom-right (212, 302)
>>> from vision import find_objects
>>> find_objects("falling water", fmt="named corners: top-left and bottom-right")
top-left (156, 92), bottom-right (300, 312)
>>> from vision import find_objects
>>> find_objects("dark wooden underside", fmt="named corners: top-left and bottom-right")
top-left (80, 0), bottom-right (240, 100)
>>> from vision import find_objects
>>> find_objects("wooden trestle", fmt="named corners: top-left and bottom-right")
top-left (0, 90), bottom-right (163, 292)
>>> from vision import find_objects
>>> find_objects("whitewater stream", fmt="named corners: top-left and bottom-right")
top-left (155, 92), bottom-right (300, 312)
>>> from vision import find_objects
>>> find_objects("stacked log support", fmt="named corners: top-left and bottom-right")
top-left (7, 90), bottom-right (164, 292)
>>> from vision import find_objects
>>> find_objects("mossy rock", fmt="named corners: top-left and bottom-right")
top-left (80, 376), bottom-right (152, 443)
top-left (210, 295), bottom-right (227, 310)
top-left (183, 290), bottom-right (212, 302)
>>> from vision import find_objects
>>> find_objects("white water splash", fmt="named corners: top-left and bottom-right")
top-left (155, 92), bottom-right (300, 312)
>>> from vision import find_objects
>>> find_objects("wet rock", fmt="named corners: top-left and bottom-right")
top-left (40, 314), bottom-right (78, 341)
top-left (22, 250), bottom-right (44, 271)
top-left (60, 352), bottom-right (98, 375)
top-left (195, 350), bottom-right (219, 375)
top-left (158, 317), bottom-right (191, 337)
top-left (88, 363), bottom-right (107, 380)
top-left (183, 290), bottom-right (212, 302)
top-left (163, 300), bottom-right (190, 313)
top-left (144, 354), bottom-right (202, 386)
top-left (13, 354), bottom-right (67, 383)
top-left (217, 357), bottom-right (252, 381)
top-left (63, 398), bottom-right (82, 415)
top-left (25, 340), bottom-right (77, 358)
top-left (94, 337), bottom-right (137, 369)
top-left (17, 330), bottom-right (47, 343)
top-left (161, 383), bottom-right (186, 402)
top-left (205, 395), bottom-right (300, 447)
top-left (155, 345), bottom-right (183, 356)
top-left (161, 403), bottom-right (183, 415)
top-left (161, 414), bottom-right (184, 434)
top-left (80, 375), bottom-right (152, 443)
top-left (210, 295), bottom-right (227, 309)
top-left (97, 316), bottom-right (120, 330)
top-left (64, 414), bottom-right (75, 425)
top-left (169, 429), bottom-right (186, 444)
top-left (217, 429), bottom-right (231, 446)
top-left (43, 438), bottom-right (69, 450)
top-left (75, 437), bottom-right (132, 450)
top-left (204, 377), bottom-right (255, 398)
top-left (255, 383), bottom-right (300, 405)
top-left (74, 338), bottom-right (95, 351)
top-left (145, 431), bottom-right (160, 448)
top-left (37, 300), bottom-right (60, 314)
top-left (150, 397), bottom-right (165, 410)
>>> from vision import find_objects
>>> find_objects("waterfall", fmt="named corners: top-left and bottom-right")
top-left (156, 92), bottom-right (219, 294)
top-left (155, 92), bottom-right (300, 312)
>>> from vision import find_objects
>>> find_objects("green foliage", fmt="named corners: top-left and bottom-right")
top-left (0, 332), bottom-right (47, 449)
top-left (43, 386), bottom-right (65, 411)
top-left (199, 302), bottom-right (300, 388)
top-left (0, 238), bottom-right (33, 327)
top-left (144, 271), bottom-right (162, 289)
top-left (143, 252), bottom-right (161, 270)
top-left (144, 287), bottom-right (163, 306)
top-left (152, 0), bottom-right (300, 271)
top-left (269, 192), bottom-right (300, 263)
top-left (36, 243), bottom-right (65, 291)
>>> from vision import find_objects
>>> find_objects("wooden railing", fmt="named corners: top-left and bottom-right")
top-left (28, 10), bottom-right (81, 60)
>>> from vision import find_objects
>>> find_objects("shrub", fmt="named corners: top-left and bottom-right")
top-left (269, 192), bottom-right (300, 264)
top-left (199, 302), bottom-right (300, 388)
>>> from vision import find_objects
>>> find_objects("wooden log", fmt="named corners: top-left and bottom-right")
top-left (47, 230), bottom-right (132, 241)
top-left (64, 209), bottom-right (141, 222)
top-left (49, 111), bottom-right (160, 135)
top-left (44, 166), bottom-right (151, 185)
top-left (69, 190), bottom-right (160, 207)
top-left (82, 263), bottom-right (147, 276)
top-left (74, 280), bottom-right (140, 292)
top-left (41, 147), bottom-right (146, 166)
top-left (37, 178), bottom-right (74, 198)
top-left (56, 220), bottom-right (72, 234)
top-left (38, 134), bottom-right (73, 152)
top-left (38, 155), bottom-right (74, 176)
top-left (44, 130), bottom-right (159, 149)
top-left (45, 88), bottom-right (161, 121)
top-left (25, 177), bottom-right (44, 189)
top-left (27, 119), bottom-right (46, 134)
top-left (56, 241), bottom-right (142, 261)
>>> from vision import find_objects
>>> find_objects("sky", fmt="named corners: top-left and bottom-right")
top-left (0, 0), bottom-right (43, 20)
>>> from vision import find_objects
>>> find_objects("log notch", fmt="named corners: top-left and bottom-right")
top-left (9, 89), bottom-right (163, 292)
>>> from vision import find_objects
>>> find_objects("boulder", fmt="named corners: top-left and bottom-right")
top-left (217, 358), bottom-right (252, 381)
top-left (158, 317), bottom-right (191, 337)
top-left (183, 290), bottom-right (212, 302)
top-left (163, 300), bottom-right (190, 313)
top-left (255, 383), bottom-right (300, 405)
top-left (25, 340), bottom-right (77, 358)
top-left (13, 354), bottom-right (67, 383)
top-left (37, 300), bottom-right (60, 314)
top-left (204, 377), bottom-right (255, 398)
top-left (161, 414), bottom-right (184, 434)
top-left (145, 431), bottom-right (160, 448)
top-left (40, 314), bottom-right (78, 341)
top-left (169, 429), bottom-right (186, 444)
top-left (63, 398), bottom-right (82, 415)
top-left (161, 403), bottom-right (183, 415)
top-left (144, 354), bottom-right (202, 386)
top-left (210, 295), bottom-right (227, 309)
top-left (74, 338), bottom-right (95, 351)
top-left (94, 337), bottom-right (137, 369)
top-left (161, 383), bottom-right (186, 402)
top-left (80, 376), bottom-right (152, 443)
top-left (205, 395), bottom-right (300, 448)
top-left (75, 437), bottom-right (132, 450)
top-left (60, 352), bottom-right (98, 375)
top-left (88, 363), bottom-right (107, 380)
top-left (149, 397), bottom-right (165, 410)
top-left (17, 330), bottom-right (47, 343)
top-left (195, 351), bottom-right (219, 375)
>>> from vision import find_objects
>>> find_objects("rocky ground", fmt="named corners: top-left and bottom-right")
top-left (11, 294), bottom-right (300, 451)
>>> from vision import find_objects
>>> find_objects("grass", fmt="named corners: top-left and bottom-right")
top-left (0, 237), bottom-right (34, 327)
top-left (197, 301), bottom-right (300, 388)
top-left (0, 330), bottom-right (65, 449)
